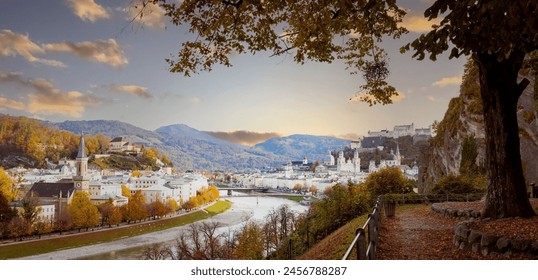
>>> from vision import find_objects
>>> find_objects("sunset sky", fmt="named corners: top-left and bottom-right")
top-left (0, 0), bottom-right (466, 145)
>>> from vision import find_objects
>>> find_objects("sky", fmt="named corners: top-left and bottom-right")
top-left (0, 0), bottom-right (466, 145)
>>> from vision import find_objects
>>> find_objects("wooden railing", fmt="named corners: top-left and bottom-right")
top-left (342, 195), bottom-right (383, 260)
top-left (341, 193), bottom-right (486, 260)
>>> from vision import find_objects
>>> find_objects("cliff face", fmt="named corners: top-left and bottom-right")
top-left (419, 62), bottom-right (538, 192)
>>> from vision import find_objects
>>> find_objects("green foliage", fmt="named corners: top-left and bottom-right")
top-left (91, 155), bottom-right (144, 171)
top-left (364, 167), bottom-right (413, 196)
top-left (460, 135), bottom-right (479, 175)
top-left (431, 97), bottom-right (463, 146)
top-left (273, 181), bottom-right (372, 259)
top-left (431, 174), bottom-right (483, 195)
top-left (21, 194), bottom-right (40, 225)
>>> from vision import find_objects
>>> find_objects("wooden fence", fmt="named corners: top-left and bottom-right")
top-left (341, 193), bottom-right (485, 260)
top-left (341, 195), bottom-right (383, 260)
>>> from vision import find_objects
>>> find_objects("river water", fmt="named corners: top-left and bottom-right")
top-left (75, 194), bottom-right (309, 260)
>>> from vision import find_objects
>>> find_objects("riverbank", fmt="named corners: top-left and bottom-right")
top-left (10, 195), bottom-right (307, 260)
top-left (1, 200), bottom-right (231, 260)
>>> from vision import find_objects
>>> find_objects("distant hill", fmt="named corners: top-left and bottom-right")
top-left (48, 120), bottom-right (163, 145)
top-left (45, 120), bottom-right (351, 170)
top-left (254, 134), bottom-right (350, 163)
top-left (154, 124), bottom-right (288, 170)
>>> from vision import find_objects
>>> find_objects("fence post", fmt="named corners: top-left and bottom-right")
top-left (356, 228), bottom-right (367, 260)
top-left (367, 214), bottom-right (377, 260)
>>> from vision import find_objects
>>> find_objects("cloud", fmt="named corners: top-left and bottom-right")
top-left (0, 29), bottom-right (66, 67)
top-left (205, 131), bottom-right (281, 146)
top-left (338, 133), bottom-right (361, 140)
top-left (432, 76), bottom-right (462, 87)
top-left (110, 84), bottom-right (152, 99)
top-left (0, 71), bottom-right (100, 117)
top-left (125, 1), bottom-right (167, 29)
top-left (66, 0), bottom-right (110, 22)
top-left (44, 39), bottom-right (128, 68)
top-left (401, 15), bottom-right (441, 33)
top-left (427, 95), bottom-right (436, 102)
top-left (190, 97), bottom-right (201, 104)
top-left (0, 97), bottom-right (25, 111)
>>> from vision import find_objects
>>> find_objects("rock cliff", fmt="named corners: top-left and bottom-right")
top-left (419, 61), bottom-right (538, 192)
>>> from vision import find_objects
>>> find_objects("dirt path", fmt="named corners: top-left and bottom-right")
top-left (376, 205), bottom-right (534, 260)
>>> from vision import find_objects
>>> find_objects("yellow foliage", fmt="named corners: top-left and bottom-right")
top-left (131, 170), bottom-right (142, 178)
top-left (0, 168), bottom-right (17, 202)
top-left (166, 198), bottom-right (180, 212)
top-left (121, 184), bottom-right (132, 199)
top-left (68, 192), bottom-right (100, 229)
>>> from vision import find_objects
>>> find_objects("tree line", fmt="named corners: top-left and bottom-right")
top-left (0, 115), bottom-right (108, 167)
top-left (0, 176), bottom-right (219, 241)
top-left (141, 167), bottom-right (416, 260)
top-left (0, 114), bottom-right (172, 170)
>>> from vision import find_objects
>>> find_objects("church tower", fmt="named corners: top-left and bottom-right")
top-left (395, 142), bottom-right (402, 166)
top-left (353, 149), bottom-right (360, 173)
top-left (73, 133), bottom-right (89, 192)
top-left (329, 150), bottom-right (335, 166)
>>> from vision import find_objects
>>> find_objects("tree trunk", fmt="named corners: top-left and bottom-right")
top-left (475, 52), bottom-right (536, 218)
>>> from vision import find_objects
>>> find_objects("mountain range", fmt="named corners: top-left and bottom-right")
top-left (47, 120), bottom-right (350, 170)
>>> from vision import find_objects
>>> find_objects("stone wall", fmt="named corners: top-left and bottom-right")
top-left (453, 222), bottom-right (538, 257)
top-left (431, 203), bottom-right (481, 219)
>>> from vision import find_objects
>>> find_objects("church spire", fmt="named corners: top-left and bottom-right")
top-left (77, 133), bottom-right (86, 158)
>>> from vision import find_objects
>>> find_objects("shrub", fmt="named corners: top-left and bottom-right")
top-left (431, 174), bottom-right (479, 194)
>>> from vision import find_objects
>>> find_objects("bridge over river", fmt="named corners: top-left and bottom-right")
top-left (217, 187), bottom-right (308, 198)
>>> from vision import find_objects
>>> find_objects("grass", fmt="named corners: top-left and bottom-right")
top-left (299, 212), bottom-right (369, 260)
top-left (0, 200), bottom-right (231, 260)
top-left (298, 203), bottom-right (429, 260)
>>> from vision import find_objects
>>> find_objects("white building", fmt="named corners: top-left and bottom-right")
top-left (108, 136), bottom-right (141, 155)
top-left (88, 182), bottom-right (128, 206)
top-left (126, 173), bottom-right (208, 205)
top-left (336, 149), bottom-right (361, 174)
top-left (367, 123), bottom-right (432, 139)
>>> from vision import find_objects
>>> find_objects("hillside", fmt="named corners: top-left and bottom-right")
top-left (0, 115), bottom-right (108, 168)
top-left (49, 120), bottom-right (351, 170)
top-left (420, 60), bottom-right (538, 191)
top-left (0, 115), bottom-right (169, 170)
top-left (48, 120), bottom-right (163, 146)
top-left (254, 134), bottom-right (350, 163)
top-left (154, 124), bottom-right (288, 170)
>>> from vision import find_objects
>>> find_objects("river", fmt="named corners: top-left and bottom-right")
top-left (20, 194), bottom-right (308, 260)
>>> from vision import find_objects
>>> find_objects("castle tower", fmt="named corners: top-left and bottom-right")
top-left (329, 150), bottom-right (335, 166)
top-left (73, 133), bottom-right (89, 192)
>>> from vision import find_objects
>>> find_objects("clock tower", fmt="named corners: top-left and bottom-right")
top-left (73, 133), bottom-right (89, 192)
